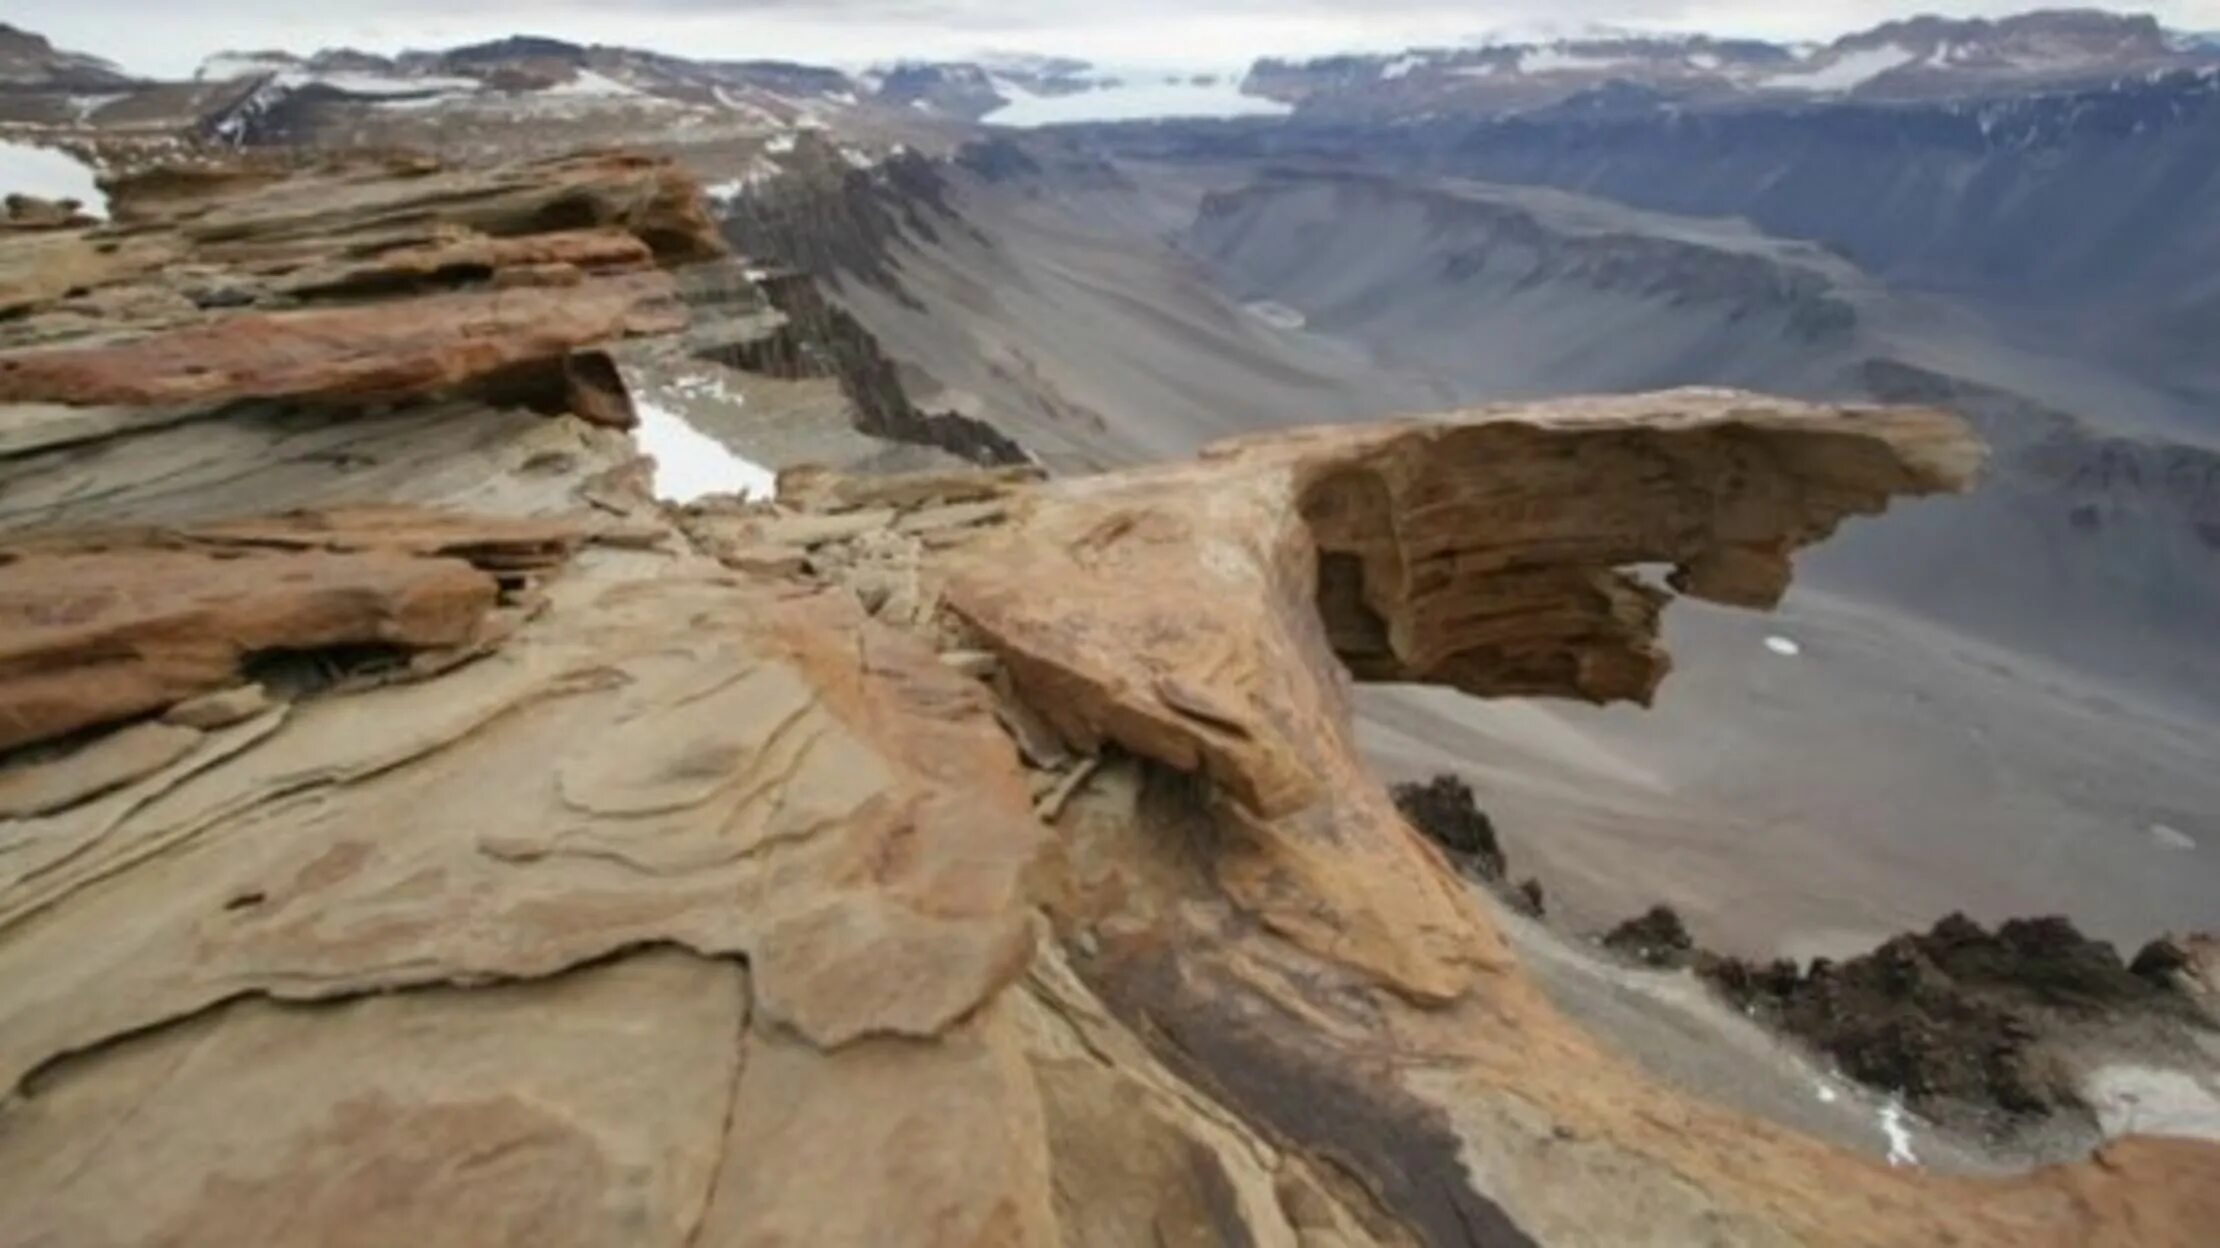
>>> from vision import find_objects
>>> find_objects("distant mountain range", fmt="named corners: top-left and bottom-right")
top-left (5, 9), bottom-right (2215, 142)
top-left (1250, 10), bottom-right (2220, 119)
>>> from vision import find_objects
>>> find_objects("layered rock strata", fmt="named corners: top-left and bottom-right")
top-left (2, 149), bottom-right (2215, 1248)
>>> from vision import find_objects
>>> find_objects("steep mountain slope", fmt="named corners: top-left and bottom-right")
top-left (722, 140), bottom-right (1442, 469)
top-left (1143, 70), bottom-right (2220, 416)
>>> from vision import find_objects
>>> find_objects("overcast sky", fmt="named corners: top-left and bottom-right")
top-left (16, 1), bottom-right (2220, 78)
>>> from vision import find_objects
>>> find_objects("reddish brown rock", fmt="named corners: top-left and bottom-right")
top-left (0, 271), bottom-right (684, 410)
top-left (0, 150), bottom-right (724, 415)
top-left (0, 507), bottom-right (592, 752)
top-left (943, 390), bottom-right (1982, 1002)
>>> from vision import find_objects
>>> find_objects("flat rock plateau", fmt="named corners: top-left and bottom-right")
top-left (3, 147), bottom-right (2219, 1248)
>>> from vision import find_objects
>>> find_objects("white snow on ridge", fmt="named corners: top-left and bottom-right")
top-left (289, 69), bottom-right (479, 96)
top-left (197, 52), bottom-right (295, 81)
top-left (0, 141), bottom-right (107, 217)
top-left (542, 69), bottom-right (642, 98)
top-left (1762, 43), bottom-right (1918, 92)
top-left (1517, 47), bottom-right (1628, 75)
top-left (1381, 55), bottom-right (1427, 80)
top-left (982, 71), bottom-right (1290, 127)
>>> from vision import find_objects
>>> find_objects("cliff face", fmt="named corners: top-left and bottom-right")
top-left (715, 138), bottom-right (1030, 466)
top-left (3, 150), bottom-right (2218, 1248)
top-left (1095, 72), bottom-right (2220, 397)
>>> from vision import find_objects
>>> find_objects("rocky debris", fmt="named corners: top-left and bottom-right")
top-left (1391, 772), bottom-right (1545, 917)
top-left (6, 144), bottom-right (2220, 1244)
top-left (1700, 913), bottom-right (2211, 1134)
top-left (1606, 904), bottom-right (1698, 968)
top-left (675, 464), bottom-right (1037, 631)
top-left (1393, 774), bottom-right (1506, 878)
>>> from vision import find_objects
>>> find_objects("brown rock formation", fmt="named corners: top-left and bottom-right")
top-left (0, 507), bottom-right (594, 752)
top-left (940, 393), bottom-right (1980, 1002)
top-left (4, 149), bottom-right (2217, 1248)
top-left (0, 151), bottom-right (718, 409)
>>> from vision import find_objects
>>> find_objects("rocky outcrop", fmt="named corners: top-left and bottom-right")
top-left (6, 148), bottom-right (2219, 1248)
top-left (1700, 912), bottom-right (2207, 1135)
top-left (0, 507), bottom-right (594, 752)
top-left (0, 152), bottom-right (719, 396)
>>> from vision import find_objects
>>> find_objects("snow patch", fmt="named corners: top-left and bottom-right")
top-left (1244, 300), bottom-right (1307, 331)
top-left (703, 159), bottom-right (784, 205)
top-left (1879, 1102), bottom-right (1919, 1167)
top-left (1764, 636), bottom-right (1803, 658)
top-left (293, 69), bottom-right (478, 97)
top-left (1381, 55), bottom-right (1427, 80)
top-left (2149, 823), bottom-right (2198, 852)
top-left (541, 69), bottom-right (642, 98)
top-left (1517, 47), bottom-right (1627, 75)
top-left (983, 70), bottom-right (1290, 127)
top-left (1763, 44), bottom-right (1919, 93)
top-left (66, 94), bottom-right (123, 122)
top-left (0, 141), bottom-right (106, 218)
top-left (2086, 1065), bottom-right (2220, 1141)
top-left (1688, 52), bottom-right (1723, 71)
top-left (197, 52), bottom-right (295, 81)
top-left (633, 398), bottom-right (776, 504)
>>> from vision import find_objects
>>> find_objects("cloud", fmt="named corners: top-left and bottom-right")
top-left (16, 0), bottom-right (2220, 79)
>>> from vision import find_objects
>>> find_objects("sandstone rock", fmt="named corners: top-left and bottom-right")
top-left (276, 228), bottom-right (658, 300)
top-left (943, 389), bottom-right (1984, 1003)
top-left (162, 682), bottom-right (274, 730)
top-left (0, 507), bottom-right (592, 751)
top-left (0, 151), bottom-right (721, 419)
top-left (778, 462), bottom-right (1048, 513)
top-left (0, 272), bottom-right (685, 410)
top-left (0, 720), bottom-right (201, 818)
